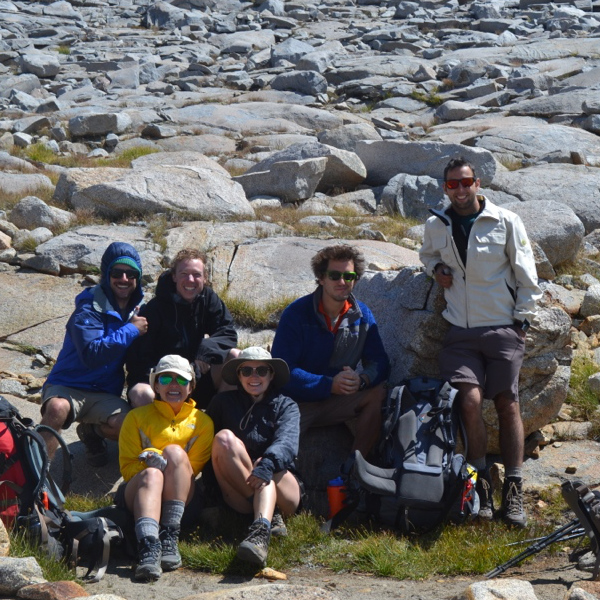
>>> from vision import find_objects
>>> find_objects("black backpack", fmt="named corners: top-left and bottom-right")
top-left (330, 377), bottom-right (477, 534)
top-left (0, 395), bottom-right (129, 581)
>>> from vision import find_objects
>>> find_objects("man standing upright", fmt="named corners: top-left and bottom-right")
top-left (41, 242), bottom-right (148, 466)
top-left (420, 157), bottom-right (541, 527)
top-left (271, 244), bottom-right (389, 461)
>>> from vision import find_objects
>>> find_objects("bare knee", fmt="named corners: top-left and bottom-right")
top-left (41, 397), bottom-right (70, 429)
top-left (162, 444), bottom-right (192, 468)
top-left (128, 383), bottom-right (154, 408)
top-left (212, 429), bottom-right (242, 455)
top-left (102, 412), bottom-right (128, 439)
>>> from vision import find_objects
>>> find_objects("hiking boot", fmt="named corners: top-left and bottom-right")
top-left (135, 536), bottom-right (162, 581)
top-left (160, 526), bottom-right (182, 571)
top-left (270, 510), bottom-right (287, 538)
top-left (476, 472), bottom-right (494, 521)
top-left (237, 518), bottom-right (270, 567)
top-left (501, 476), bottom-right (527, 528)
top-left (76, 423), bottom-right (108, 467)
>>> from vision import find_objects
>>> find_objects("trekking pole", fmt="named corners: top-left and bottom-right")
top-left (485, 518), bottom-right (582, 579)
top-left (506, 528), bottom-right (585, 547)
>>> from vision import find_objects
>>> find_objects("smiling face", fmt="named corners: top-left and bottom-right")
top-left (154, 371), bottom-right (192, 414)
top-left (318, 259), bottom-right (356, 304)
top-left (237, 360), bottom-right (274, 402)
top-left (172, 258), bottom-right (205, 303)
top-left (109, 267), bottom-right (138, 309)
top-left (444, 164), bottom-right (481, 216)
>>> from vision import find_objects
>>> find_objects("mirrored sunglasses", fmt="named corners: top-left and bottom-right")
top-left (326, 270), bottom-right (358, 282)
top-left (445, 177), bottom-right (476, 190)
top-left (237, 366), bottom-right (273, 378)
top-left (157, 374), bottom-right (190, 386)
top-left (110, 268), bottom-right (138, 280)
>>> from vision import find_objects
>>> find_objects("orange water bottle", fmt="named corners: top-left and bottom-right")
top-left (327, 476), bottom-right (347, 518)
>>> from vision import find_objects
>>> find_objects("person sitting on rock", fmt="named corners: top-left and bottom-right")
top-left (271, 244), bottom-right (390, 465)
top-left (117, 354), bottom-right (214, 581)
top-left (40, 241), bottom-right (148, 466)
top-left (205, 347), bottom-right (303, 568)
top-left (126, 248), bottom-right (239, 410)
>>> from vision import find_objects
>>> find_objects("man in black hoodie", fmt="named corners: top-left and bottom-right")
top-left (126, 248), bottom-right (239, 409)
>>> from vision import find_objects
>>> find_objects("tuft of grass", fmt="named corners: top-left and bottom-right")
top-left (220, 292), bottom-right (296, 329)
top-left (57, 45), bottom-right (71, 55)
top-left (496, 155), bottom-right (523, 171)
top-left (16, 236), bottom-right (39, 253)
top-left (146, 214), bottom-right (171, 253)
top-left (9, 529), bottom-right (77, 581)
top-left (95, 146), bottom-right (160, 168)
top-left (567, 354), bottom-right (600, 421)
top-left (410, 88), bottom-right (443, 107)
top-left (64, 493), bottom-right (114, 512)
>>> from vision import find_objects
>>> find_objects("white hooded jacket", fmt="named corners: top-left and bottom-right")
top-left (419, 196), bottom-right (541, 329)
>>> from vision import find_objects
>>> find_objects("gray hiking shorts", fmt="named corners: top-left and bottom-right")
top-left (439, 325), bottom-right (525, 401)
top-left (41, 384), bottom-right (131, 429)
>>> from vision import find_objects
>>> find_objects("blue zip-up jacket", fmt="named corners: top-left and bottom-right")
top-left (271, 287), bottom-right (390, 403)
top-left (45, 242), bottom-right (144, 396)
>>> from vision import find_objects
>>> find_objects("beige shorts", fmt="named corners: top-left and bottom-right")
top-left (41, 384), bottom-right (131, 429)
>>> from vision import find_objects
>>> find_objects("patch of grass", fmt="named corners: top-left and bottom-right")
top-left (179, 509), bottom-right (563, 579)
top-left (16, 236), bottom-right (39, 252)
top-left (24, 143), bottom-right (57, 164)
top-left (57, 45), bottom-right (71, 55)
top-left (146, 214), bottom-right (171, 253)
top-left (220, 292), bottom-right (296, 329)
top-left (96, 146), bottom-right (160, 168)
top-left (410, 88), bottom-right (443, 107)
top-left (9, 529), bottom-right (77, 581)
top-left (567, 353), bottom-right (600, 421)
top-left (496, 155), bottom-right (523, 171)
top-left (64, 493), bottom-right (114, 512)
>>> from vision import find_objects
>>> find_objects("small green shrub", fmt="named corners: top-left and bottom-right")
top-left (220, 292), bottom-right (296, 329)
top-left (567, 354), bottom-right (600, 421)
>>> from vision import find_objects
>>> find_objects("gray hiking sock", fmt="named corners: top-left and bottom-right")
top-left (505, 467), bottom-right (523, 480)
top-left (160, 500), bottom-right (185, 529)
top-left (135, 517), bottom-right (160, 541)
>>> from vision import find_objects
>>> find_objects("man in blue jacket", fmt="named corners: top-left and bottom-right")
top-left (271, 244), bottom-right (389, 458)
top-left (40, 242), bottom-right (148, 466)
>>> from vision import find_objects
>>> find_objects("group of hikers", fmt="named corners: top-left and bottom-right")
top-left (37, 156), bottom-right (541, 581)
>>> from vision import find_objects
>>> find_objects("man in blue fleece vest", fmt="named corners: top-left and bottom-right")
top-left (40, 242), bottom-right (148, 466)
top-left (272, 244), bottom-right (389, 458)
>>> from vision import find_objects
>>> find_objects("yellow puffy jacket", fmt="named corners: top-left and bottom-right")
top-left (119, 397), bottom-right (214, 482)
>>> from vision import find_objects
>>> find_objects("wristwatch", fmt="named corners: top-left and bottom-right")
top-left (358, 376), bottom-right (368, 391)
top-left (514, 318), bottom-right (530, 333)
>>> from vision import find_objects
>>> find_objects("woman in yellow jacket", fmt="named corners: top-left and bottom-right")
top-left (118, 354), bottom-right (214, 581)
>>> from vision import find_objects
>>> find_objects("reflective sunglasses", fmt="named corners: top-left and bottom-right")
top-left (326, 270), bottom-right (358, 282)
top-left (445, 177), bottom-right (476, 190)
top-left (238, 366), bottom-right (273, 378)
top-left (110, 268), bottom-right (138, 280)
top-left (157, 374), bottom-right (191, 386)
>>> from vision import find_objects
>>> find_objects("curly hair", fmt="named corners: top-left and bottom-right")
top-left (311, 244), bottom-right (365, 282)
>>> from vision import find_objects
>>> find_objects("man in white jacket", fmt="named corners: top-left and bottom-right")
top-left (420, 157), bottom-right (541, 527)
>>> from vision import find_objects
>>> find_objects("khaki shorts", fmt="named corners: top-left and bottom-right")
top-left (439, 325), bottom-right (525, 401)
top-left (41, 384), bottom-right (131, 429)
top-left (298, 388), bottom-right (376, 435)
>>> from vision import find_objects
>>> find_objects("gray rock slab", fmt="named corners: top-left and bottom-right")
top-left (68, 113), bottom-right (132, 138)
top-left (155, 135), bottom-right (237, 156)
top-left (317, 123), bottom-right (382, 152)
top-left (0, 270), bottom-right (78, 359)
top-left (246, 141), bottom-right (367, 194)
top-left (53, 167), bottom-right (130, 206)
top-left (224, 237), bottom-right (420, 305)
top-left (492, 164), bottom-right (600, 234)
top-left (70, 165), bottom-right (254, 220)
top-left (9, 196), bottom-right (74, 231)
top-left (163, 102), bottom-right (343, 136)
top-left (35, 225), bottom-right (161, 277)
top-left (355, 140), bottom-right (496, 186)
top-left (508, 88), bottom-right (595, 118)
top-left (270, 70), bottom-right (328, 96)
top-left (474, 124), bottom-right (600, 163)
top-left (131, 151), bottom-right (230, 175)
top-left (235, 157), bottom-right (328, 202)
top-left (503, 200), bottom-right (585, 267)
top-left (0, 173), bottom-right (53, 196)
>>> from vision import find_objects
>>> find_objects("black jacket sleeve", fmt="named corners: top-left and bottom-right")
top-left (125, 299), bottom-right (161, 387)
top-left (196, 288), bottom-right (238, 364)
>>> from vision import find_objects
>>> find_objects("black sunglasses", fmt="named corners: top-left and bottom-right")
top-left (238, 366), bottom-right (273, 378)
top-left (445, 177), bottom-right (476, 190)
top-left (110, 268), bottom-right (138, 280)
top-left (326, 271), bottom-right (358, 282)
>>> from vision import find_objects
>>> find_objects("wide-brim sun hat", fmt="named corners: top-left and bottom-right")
top-left (149, 354), bottom-right (196, 389)
top-left (221, 346), bottom-right (289, 389)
